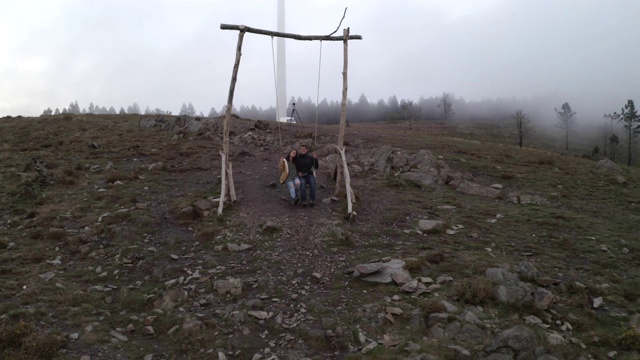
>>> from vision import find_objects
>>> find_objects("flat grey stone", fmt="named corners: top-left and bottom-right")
top-left (354, 263), bottom-right (383, 276)
top-left (360, 259), bottom-right (406, 284)
top-left (391, 269), bottom-right (412, 285)
top-left (417, 219), bottom-right (444, 233)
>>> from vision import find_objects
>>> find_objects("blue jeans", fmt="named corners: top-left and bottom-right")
top-left (285, 178), bottom-right (300, 199)
top-left (299, 173), bottom-right (316, 202)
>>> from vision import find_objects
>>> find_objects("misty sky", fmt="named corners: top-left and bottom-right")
top-left (1, 0), bottom-right (639, 120)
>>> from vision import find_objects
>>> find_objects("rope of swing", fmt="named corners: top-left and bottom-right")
top-left (313, 7), bottom-right (345, 146)
top-left (314, 40), bottom-right (322, 148)
top-left (270, 36), bottom-right (282, 146)
top-left (270, 35), bottom-right (327, 148)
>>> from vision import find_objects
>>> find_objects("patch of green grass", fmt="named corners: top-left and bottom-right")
top-left (0, 319), bottom-right (64, 360)
top-left (324, 226), bottom-right (354, 248)
top-left (344, 350), bottom-right (409, 360)
top-left (619, 328), bottom-right (640, 350)
top-left (193, 221), bottom-right (223, 243)
top-left (0, 319), bottom-right (33, 350)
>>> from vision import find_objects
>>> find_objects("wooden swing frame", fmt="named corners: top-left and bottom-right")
top-left (218, 23), bottom-right (362, 218)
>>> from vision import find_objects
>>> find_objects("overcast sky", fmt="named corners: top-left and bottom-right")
top-left (1, 0), bottom-right (639, 120)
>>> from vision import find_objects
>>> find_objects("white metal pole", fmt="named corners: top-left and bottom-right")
top-left (276, 0), bottom-right (287, 121)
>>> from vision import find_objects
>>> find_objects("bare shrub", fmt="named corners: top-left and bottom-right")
top-left (405, 257), bottom-right (428, 272)
top-left (619, 328), bottom-right (640, 350)
top-left (22, 332), bottom-right (65, 360)
top-left (425, 251), bottom-right (446, 264)
top-left (106, 171), bottom-right (133, 183)
top-left (418, 298), bottom-right (446, 315)
top-left (452, 276), bottom-right (494, 305)
top-left (0, 319), bottom-right (33, 349)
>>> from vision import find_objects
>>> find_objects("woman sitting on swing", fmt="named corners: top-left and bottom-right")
top-left (278, 149), bottom-right (301, 205)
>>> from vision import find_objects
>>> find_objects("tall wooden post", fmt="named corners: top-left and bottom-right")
top-left (335, 28), bottom-right (354, 218)
top-left (334, 28), bottom-right (348, 196)
top-left (337, 28), bottom-right (349, 150)
top-left (217, 151), bottom-right (227, 215)
top-left (218, 29), bottom-right (245, 216)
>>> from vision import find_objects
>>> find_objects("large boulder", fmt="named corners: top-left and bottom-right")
top-left (532, 288), bottom-right (556, 310)
top-left (495, 283), bottom-right (533, 304)
top-left (418, 220), bottom-right (444, 233)
top-left (400, 169), bottom-right (444, 189)
top-left (139, 115), bottom-right (220, 135)
top-left (595, 158), bottom-right (622, 172)
top-left (456, 181), bottom-right (501, 198)
top-left (214, 278), bottom-right (243, 295)
top-left (324, 146), bottom-right (449, 184)
top-left (485, 325), bottom-right (538, 354)
top-left (355, 259), bottom-right (407, 284)
top-left (485, 268), bottom-right (519, 283)
top-left (154, 289), bottom-right (188, 310)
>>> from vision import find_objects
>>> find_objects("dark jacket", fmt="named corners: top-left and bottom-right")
top-left (293, 153), bottom-right (318, 176)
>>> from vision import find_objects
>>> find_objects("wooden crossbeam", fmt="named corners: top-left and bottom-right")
top-left (220, 24), bottom-right (363, 41)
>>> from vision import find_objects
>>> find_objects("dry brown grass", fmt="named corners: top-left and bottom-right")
top-left (404, 257), bottom-right (427, 272)
top-left (425, 251), bottom-right (447, 264)
top-left (105, 170), bottom-right (135, 183)
top-left (418, 298), bottom-right (447, 315)
top-left (451, 276), bottom-right (494, 305)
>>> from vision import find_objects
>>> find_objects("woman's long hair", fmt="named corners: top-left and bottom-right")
top-left (285, 149), bottom-right (297, 162)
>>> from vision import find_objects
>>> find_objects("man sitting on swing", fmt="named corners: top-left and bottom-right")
top-left (293, 144), bottom-right (319, 207)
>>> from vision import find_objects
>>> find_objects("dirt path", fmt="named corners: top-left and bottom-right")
top-left (221, 144), bottom-right (352, 291)
top-left (177, 136), bottom-right (363, 357)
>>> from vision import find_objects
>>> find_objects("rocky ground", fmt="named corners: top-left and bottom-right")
top-left (1, 114), bottom-right (640, 359)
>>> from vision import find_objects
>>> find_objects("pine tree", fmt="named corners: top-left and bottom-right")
top-left (388, 95), bottom-right (400, 117)
top-left (437, 92), bottom-right (455, 121)
top-left (512, 110), bottom-right (534, 148)
top-left (68, 101), bottom-right (80, 114)
top-left (555, 102), bottom-right (577, 150)
top-left (613, 99), bottom-right (640, 166)
top-left (179, 103), bottom-right (188, 116)
top-left (130, 103), bottom-right (140, 114)
top-left (187, 102), bottom-right (196, 117)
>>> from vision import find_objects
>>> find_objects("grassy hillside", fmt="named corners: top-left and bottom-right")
top-left (1, 115), bottom-right (639, 359)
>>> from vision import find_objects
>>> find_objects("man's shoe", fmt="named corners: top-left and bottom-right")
top-left (301, 201), bottom-right (308, 207)
top-left (294, 198), bottom-right (300, 205)
top-left (290, 197), bottom-right (296, 205)
top-left (309, 200), bottom-right (315, 206)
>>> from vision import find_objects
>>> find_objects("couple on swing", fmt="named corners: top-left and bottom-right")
top-left (278, 144), bottom-right (319, 207)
